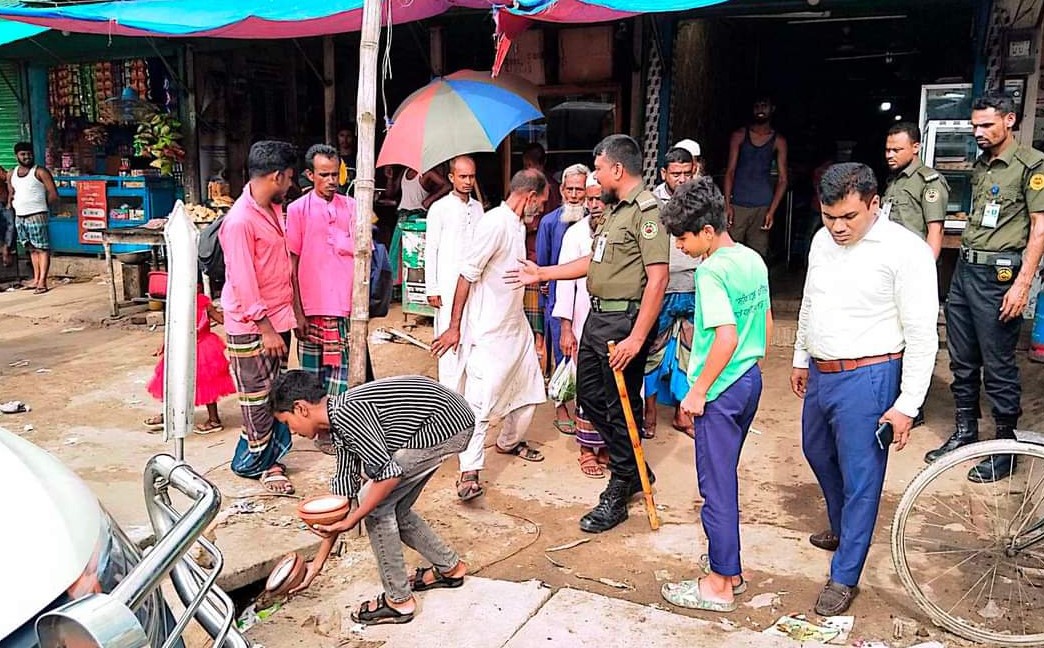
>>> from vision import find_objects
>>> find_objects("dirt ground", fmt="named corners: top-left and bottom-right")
top-left (3, 286), bottom-right (1043, 646)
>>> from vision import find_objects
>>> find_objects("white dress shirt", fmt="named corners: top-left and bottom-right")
top-left (794, 216), bottom-right (939, 417)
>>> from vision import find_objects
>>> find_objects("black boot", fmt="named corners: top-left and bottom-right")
top-left (924, 408), bottom-right (979, 464)
top-left (968, 423), bottom-right (1018, 483)
top-left (580, 478), bottom-right (630, 533)
top-left (626, 467), bottom-right (656, 499)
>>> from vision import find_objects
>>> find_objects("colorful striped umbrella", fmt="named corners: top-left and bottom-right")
top-left (377, 70), bottom-right (542, 173)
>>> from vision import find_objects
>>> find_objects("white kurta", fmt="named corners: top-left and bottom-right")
top-left (458, 203), bottom-right (546, 418)
top-left (425, 193), bottom-right (483, 388)
top-left (552, 216), bottom-right (594, 341)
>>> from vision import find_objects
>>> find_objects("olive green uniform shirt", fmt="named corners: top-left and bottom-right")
top-left (586, 185), bottom-right (670, 300)
top-left (882, 158), bottom-right (949, 239)
top-left (965, 142), bottom-right (1044, 252)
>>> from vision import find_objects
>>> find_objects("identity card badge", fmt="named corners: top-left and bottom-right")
top-left (982, 202), bottom-right (1000, 228)
top-left (592, 235), bottom-right (608, 263)
top-left (878, 200), bottom-right (892, 221)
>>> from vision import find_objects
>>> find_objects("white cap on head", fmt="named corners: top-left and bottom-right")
top-left (586, 173), bottom-right (600, 189)
top-left (673, 138), bottom-right (701, 158)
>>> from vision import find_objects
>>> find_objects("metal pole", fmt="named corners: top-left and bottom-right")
top-left (163, 202), bottom-right (198, 461)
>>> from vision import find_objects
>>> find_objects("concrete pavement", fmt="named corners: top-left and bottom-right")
top-left (247, 575), bottom-right (807, 648)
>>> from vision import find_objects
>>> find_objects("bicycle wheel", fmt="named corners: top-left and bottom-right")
top-left (892, 439), bottom-right (1044, 646)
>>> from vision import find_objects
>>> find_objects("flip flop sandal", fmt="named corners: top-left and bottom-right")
top-left (260, 467), bottom-right (295, 494)
top-left (641, 421), bottom-right (656, 440)
top-left (33, 287), bottom-right (49, 295)
top-left (697, 555), bottom-right (747, 595)
top-left (456, 473), bottom-right (484, 501)
top-left (496, 441), bottom-right (544, 462)
top-left (553, 419), bottom-right (577, 435)
top-left (143, 415), bottom-right (164, 431)
top-left (661, 578), bottom-right (737, 612)
top-left (578, 453), bottom-right (605, 479)
top-left (351, 593), bottom-right (415, 626)
top-left (410, 565), bottom-right (465, 592)
top-left (194, 421), bottom-right (223, 435)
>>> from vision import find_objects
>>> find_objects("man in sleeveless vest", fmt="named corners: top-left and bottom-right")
top-left (724, 98), bottom-right (789, 261)
top-left (7, 142), bottom-right (58, 294)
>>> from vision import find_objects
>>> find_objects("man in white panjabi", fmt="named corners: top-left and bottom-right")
top-left (431, 169), bottom-right (550, 501)
top-left (424, 156), bottom-right (483, 389)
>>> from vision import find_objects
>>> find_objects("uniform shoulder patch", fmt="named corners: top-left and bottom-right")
top-left (640, 219), bottom-right (660, 239)
top-left (1030, 173), bottom-right (1044, 191)
top-left (635, 190), bottom-right (659, 212)
top-left (924, 188), bottom-right (940, 203)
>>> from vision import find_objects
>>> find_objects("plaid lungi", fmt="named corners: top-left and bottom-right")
top-left (15, 212), bottom-right (49, 250)
top-left (574, 404), bottom-right (605, 450)
top-left (298, 315), bottom-right (350, 397)
top-left (523, 285), bottom-right (544, 335)
top-left (227, 332), bottom-right (291, 478)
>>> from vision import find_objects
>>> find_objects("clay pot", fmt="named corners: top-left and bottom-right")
top-left (296, 494), bottom-right (351, 527)
top-left (265, 552), bottom-right (305, 596)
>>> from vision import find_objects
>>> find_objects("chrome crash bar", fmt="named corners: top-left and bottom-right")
top-left (110, 454), bottom-right (250, 648)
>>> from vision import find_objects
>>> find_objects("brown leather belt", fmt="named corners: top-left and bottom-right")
top-left (813, 352), bottom-right (903, 374)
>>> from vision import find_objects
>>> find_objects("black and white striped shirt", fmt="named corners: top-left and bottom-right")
top-left (327, 375), bottom-right (475, 497)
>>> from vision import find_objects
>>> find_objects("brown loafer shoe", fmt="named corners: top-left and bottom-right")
top-left (809, 530), bottom-right (840, 551)
top-left (815, 580), bottom-right (858, 616)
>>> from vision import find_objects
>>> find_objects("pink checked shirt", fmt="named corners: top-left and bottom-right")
top-left (285, 191), bottom-right (357, 317)
top-left (219, 185), bottom-right (297, 335)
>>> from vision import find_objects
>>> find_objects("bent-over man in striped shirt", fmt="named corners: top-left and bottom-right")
top-left (271, 370), bottom-right (475, 625)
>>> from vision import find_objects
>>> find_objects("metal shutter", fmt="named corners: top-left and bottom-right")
top-left (0, 62), bottom-right (28, 170)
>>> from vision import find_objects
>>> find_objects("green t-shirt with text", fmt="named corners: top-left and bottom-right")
top-left (687, 244), bottom-right (770, 402)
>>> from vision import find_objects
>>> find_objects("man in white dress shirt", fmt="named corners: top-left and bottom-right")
top-left (431, 169), bottom-right (550, 501)
top-left (791, 163), bottom-right (938, 616)
top-left (424, 156), bottom-right (483, 389)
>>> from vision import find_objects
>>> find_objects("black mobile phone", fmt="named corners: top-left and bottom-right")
top-left (875, 421), bottom-right (894, 450)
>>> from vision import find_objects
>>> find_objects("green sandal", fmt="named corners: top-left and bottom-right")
top-left (661, 578), bottom-right (737, 612)
top-left (553, 419), bottom-right (576, 435)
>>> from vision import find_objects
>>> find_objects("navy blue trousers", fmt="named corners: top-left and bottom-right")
top-left (801, 358), bottom-right (900, 587)
top-left (694, 365), bottom-right (762, 577)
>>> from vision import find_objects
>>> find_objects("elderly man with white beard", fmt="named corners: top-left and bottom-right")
top-left (537, 163), bottom-right (590, 434)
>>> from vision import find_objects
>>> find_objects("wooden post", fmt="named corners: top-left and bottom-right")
top-left (430, 26), bottom-right (444, 76)
top-left (323, 35), bottom-right (336, 144)
top-left (181, 46), bottom-right (201, 203)
top-left (349, 0), bottom-right (380, 388)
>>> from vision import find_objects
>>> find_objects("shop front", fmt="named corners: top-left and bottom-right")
top-left (31, 55), bottom-right (185, 255)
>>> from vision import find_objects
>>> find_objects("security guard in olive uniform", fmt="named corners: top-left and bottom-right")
top-left (883, 122), bottom-right (949, 258)
top-left (926, 95), bottom-right (1044, 482)
top-left (508, 134), bottom-right (669, 533)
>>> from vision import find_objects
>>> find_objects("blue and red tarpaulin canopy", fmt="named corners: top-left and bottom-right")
top-left (0, 0), bottom-right (725, 43)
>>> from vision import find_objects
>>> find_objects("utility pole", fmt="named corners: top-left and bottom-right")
top-left (349, 0), bottom-right (380, 387)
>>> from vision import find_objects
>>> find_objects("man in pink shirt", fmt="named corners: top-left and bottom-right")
top-left (287, 144), bottom-right (358, 453)
top-left (222, 140), bottom-right (299, 494)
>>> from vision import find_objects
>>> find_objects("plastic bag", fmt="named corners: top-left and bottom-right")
top-left (548, 358), bottom-right (576, 403)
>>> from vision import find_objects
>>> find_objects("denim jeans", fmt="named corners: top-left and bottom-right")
top-left (361, 426), bottom-right (473, 602)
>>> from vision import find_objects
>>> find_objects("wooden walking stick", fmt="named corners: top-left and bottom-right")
top-left (607, 341), bottom-right (660, 530)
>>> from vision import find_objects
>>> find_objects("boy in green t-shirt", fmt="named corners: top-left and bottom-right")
top-left (657, 176), bottom-right (772, 613)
